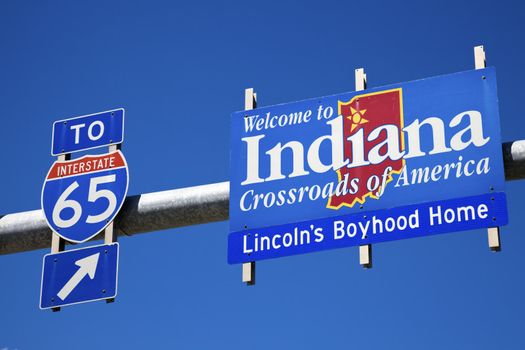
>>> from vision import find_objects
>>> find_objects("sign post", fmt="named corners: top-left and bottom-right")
top-left (50, 152), bottom-right (69, 312)
top-left (355, 67), bottom-right (373, 269)
top-left (104, 143), bottom-right (120, 303)
top-left (40, 108), bottom-right (128, 310)
top-left (474, 45), bottom-right (501, 252)
top-left (242, 88), bottom-right (256, 286)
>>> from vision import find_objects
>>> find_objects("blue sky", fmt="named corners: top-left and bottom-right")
top-left (1, 0), bottom-right (525, 349)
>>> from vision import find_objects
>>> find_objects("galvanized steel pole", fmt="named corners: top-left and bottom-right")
top-left (502, 140), bottom-right (525, 180)
top-left (0, 182), bottom-right (229, 255)
top-left (0, 141), bottom-right (523, 255)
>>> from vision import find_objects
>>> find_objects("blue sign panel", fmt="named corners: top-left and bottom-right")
top-left (229, 193), bottom-right (507, 263)
top-left (40, 243), bottom-right (119, 309)
top-left (51, 108), bottom-right (124, 156)
top-left (41, 150), bottom-right (129, 243)
top-left (229, 68), bottom-right (507, 263)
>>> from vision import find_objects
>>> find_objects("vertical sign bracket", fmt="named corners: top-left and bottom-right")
top-left (242, 88), bottom-right (256, 285)
top-left (356, 68), bottom-right (373, 268)
top-left (474, 45), bottom-right (501, 252)
top-left (50, 152), bottom-right (70, 312)
top-left (104, 143), bottom-right (121, 302)
top-left (105, 144), bottom-right (121, 244)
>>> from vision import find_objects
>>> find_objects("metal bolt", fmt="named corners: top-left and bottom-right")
top-left (54, 258), bottom-right (57, 262)
top-left (102, 289), bottom-right (106, 294)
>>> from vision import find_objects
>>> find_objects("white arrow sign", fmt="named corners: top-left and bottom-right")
top-left (57, 253), bottom-right (100, 301)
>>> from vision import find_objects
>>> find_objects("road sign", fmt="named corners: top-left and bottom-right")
top-left (228, 68), bottom-right (508, 264)
top-left (51, 108), bottom-right (124, 156)
top-left (41, 150), bottom-right (129, 243)
top-left (40, 243), bottom-right (119, 309)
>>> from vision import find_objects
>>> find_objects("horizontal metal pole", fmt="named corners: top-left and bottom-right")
top-left (502, 140), bottom-right (525, 180)
top-left (0, 182), bottom-right (229, 255)
top-left (0, 140), bottom-right (524, 255)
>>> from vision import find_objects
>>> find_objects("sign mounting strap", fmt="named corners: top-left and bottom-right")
top-left (50, 152), bottom-right (70, 312)
top-left (242, 88), bottom-right (256, 286)
top-left (104, 143), bottom-right (120, 302)
top-left (474, 45), bottom-right (501, 252)
top-left (355, 68), bottom-right (373, 269)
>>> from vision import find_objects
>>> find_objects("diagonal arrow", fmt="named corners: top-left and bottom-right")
top-left (57, 253), bottom-right (100, 301)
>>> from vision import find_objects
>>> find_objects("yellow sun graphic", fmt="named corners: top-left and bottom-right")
top-left (347, 106), bottom-right (368, 132)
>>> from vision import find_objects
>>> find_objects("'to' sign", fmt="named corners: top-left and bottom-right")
top-left (41, 151), bottom-right (129, 243)
top-left (51, 109), bottom-right (125, 156)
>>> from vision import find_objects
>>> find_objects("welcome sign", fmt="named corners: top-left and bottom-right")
top-left (228, 68), bottom-right (508, 264)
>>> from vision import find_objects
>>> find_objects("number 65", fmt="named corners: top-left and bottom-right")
top-left (52, 175), bottom-right (117, 228)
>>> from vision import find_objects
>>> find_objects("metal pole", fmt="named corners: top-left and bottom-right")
top-left (104, 143), bottom-right (120, 304)
top-left (0, 142), bottom-right (524, 256)
top-left (502, 140), bottom-right (525, 180)
top-left (0, 182), bottom-right (229, 255)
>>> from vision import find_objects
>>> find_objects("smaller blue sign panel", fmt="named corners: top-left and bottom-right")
top-left (51, 108), bottom-right (124, 156)
top-left (228, 193), bottom-right (507, 263)
top-left (40, 243), bottom-right (119, 309)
